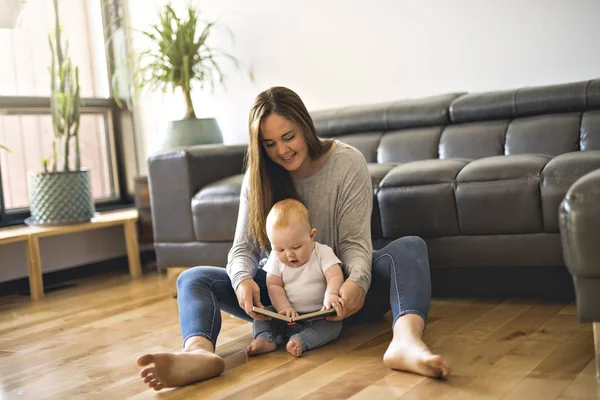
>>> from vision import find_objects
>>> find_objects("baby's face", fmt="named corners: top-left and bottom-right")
top-left (268, 223), bottom-right (316, 268)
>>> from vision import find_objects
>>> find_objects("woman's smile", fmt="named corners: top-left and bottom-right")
top-left (281, 153), bottom-right (296, 163)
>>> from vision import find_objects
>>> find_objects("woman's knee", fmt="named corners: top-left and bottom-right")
top-left (390, 236), bottom-right (428, 256)
top-left (176, 266), bottom-right (227, 291)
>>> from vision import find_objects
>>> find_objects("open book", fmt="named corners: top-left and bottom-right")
top-left (252, 306), bottom-right (337, 323)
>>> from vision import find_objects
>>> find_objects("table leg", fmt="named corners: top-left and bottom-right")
top-left (594, 323), bottom-right (600, 378)
top-left (124, 219), bottom-right (142, 278)
top-left (26, 235), bottom-right (44, 300)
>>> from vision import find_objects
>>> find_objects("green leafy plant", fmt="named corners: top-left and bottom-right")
top-left (111, 3), bottom-right (241, 119)
top-left (0, 145), bottom-right (10, 152)
top-left (46, 0), bottom-right (82, 173)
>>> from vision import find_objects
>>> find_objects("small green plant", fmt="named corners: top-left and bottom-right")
top-left (111, 3), bottom-right (241, 120)
top-left (0, 145), bottom-right (10, 152)
top-left (47, 0), bottom-right (82, 172)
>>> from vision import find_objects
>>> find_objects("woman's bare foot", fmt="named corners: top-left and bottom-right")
top-left (137, 347), bottom-right (225, 391)
top-left (383, 314), bottom-right (451, 378)
top-left (245, 338), bottom-right (277, 356)
top-left (286, 337), bottom-right (303, 357)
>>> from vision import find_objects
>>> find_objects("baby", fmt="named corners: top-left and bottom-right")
top-left (245, 198), bottom-right (345, 357)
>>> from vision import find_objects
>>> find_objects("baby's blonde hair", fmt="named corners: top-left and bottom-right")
top-left (266, 199), bottom-right (312, 231)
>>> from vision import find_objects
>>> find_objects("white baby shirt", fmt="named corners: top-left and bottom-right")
top-left (263, 242), bottom-right (342, 313)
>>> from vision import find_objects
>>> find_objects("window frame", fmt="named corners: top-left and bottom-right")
top-left (0, 99), bottom-right (133, 229)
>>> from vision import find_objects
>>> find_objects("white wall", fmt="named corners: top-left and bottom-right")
top-left (126, 0), bottom-right (600, 162)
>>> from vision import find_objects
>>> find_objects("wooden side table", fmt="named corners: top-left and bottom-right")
top-left (0, 209), bottom-right (141, 300)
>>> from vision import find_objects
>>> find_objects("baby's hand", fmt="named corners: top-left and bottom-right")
top-left (323, 292), bottom-right (342, 316)
top-left (278, 307), bottom-right (299, 318)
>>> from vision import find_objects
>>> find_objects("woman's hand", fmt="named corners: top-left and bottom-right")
top-left (327, 280), bottom-right (366, 321)
top-left (236, 278), bottom-right (270, 320)
top-left (278, 307), bottom-right (299, 318)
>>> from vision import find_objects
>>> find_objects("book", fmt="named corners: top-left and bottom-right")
top-left (252, 306), bottom-right (337, 323)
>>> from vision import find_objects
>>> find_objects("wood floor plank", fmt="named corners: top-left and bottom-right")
top-left (347, 372), bottom-right (427, 399)
top-left (528, 331), bottom-right (594, 381)
top-left (423, 299), bottom-right (505, 348)
top-left (217, 356), bottom-right (319, 400)
top-left (451, 314), bottom-right (593, 399)
top-left (0, 271), bottom-right (596, 400)
top-left (397, 374), bottom-right (474, 400)
top-left (559, 359), bottom-right (600, 400)
top-left (429, 300), bottom-right (531, 370)
top-left (448, 302), bottom-right (567, 376)
top-left (559, 304), bottom-right (578, 315)
top-left (298, 359), bottom-right (392, 399)
top-left (250, 321), bottom-right (394, 399)
top-left (501, 377), bottom-right (572, 400)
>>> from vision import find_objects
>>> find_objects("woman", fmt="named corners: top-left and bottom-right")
top-left (137, 87), bottom-right (451, 391)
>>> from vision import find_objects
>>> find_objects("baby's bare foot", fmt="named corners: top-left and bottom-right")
top-left (245, 338), bottom-right (277, 356)
top-left (286, 338), bottom-right (303, 357)
top-left (137, 349), bottom-right (224, 391)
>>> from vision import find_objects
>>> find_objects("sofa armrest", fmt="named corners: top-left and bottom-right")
top-left (560, 168), bottom-right (600, 278)
top-left (559, 168), bottom-right (600, 322)
top-left (148, 144), bottom-right (247, 242)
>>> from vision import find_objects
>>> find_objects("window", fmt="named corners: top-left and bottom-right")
top-left (0, 0), bottom-right (132, 226)
top-left (0, 112), bottom-right (117, 210)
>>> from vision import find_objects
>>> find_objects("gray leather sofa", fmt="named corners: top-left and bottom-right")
top-left (559, 169), bottom-right (600, 376)
top-left (148, 80), bottom-right (600, 289)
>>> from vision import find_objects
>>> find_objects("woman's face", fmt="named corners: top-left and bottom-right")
top-left (259, 112), bottom-right (309, 175)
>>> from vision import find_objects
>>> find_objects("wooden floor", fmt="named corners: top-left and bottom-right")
top-left (0, 271), bottom-right (598, 400)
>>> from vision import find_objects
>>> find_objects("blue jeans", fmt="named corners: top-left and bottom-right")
top-left (177, 236), bottom-right (431, 348)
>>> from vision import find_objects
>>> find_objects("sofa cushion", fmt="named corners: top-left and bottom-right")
top-left (439, 120), bottom-right (508, 160)
top-left (515, 81), bottom-right (588, 117)
top-left (378, 159), bottom-right (469, 238)
top-left (541, 151), bottom-right (600, 232)
top-left (449, 90), bottom-right (516, 123)
top-left (334, 133), bottom-right (382, 163)
top-left (192, 174), bottom-right (243, 242)
top-left (311, 93), bottom-right (461, 136)
top-left (377, 127), bottom-right (443, 163)
top-left (455, 154), bottom-right (550, 235)
top-left (581, 111), bottom-right (600, 151)
top-left (505, 113), bottom-right (581, 156)
top-left (385, 93), bottom-right (461, 130)
top-left (588, 79), bottom-right (600, 108)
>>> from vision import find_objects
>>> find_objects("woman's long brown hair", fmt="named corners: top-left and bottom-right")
top-left (246, 87), bottom-right (333, 250)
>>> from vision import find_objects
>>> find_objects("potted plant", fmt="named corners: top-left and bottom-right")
top-left (113, 3), bottom-right (241, 150)
top-left (25, 0), bottom-right (94, 226)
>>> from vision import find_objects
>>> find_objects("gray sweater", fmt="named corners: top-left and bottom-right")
top-left (226, 141), bottom-right (373, 293)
